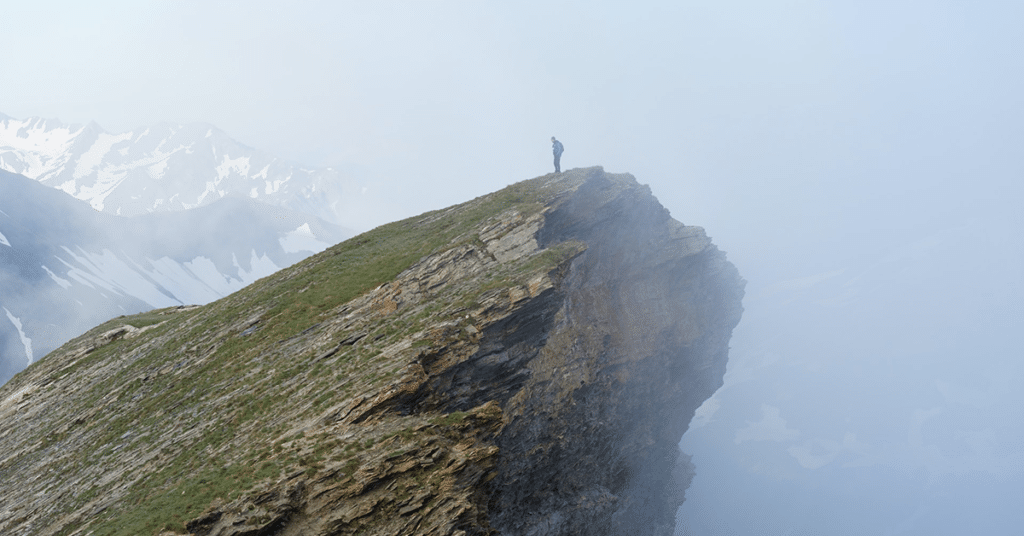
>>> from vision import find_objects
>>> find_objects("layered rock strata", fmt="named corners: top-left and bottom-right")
top-left (0, 167), bottom-right (743, 536)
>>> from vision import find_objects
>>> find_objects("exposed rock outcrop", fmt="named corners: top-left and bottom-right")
top-left (0, 167), bottom-right (743, 535)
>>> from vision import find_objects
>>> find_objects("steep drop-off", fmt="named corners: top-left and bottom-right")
top-left (0, 167), bottom-right (744, 535)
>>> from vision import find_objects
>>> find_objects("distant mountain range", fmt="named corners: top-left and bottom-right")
top-left (0, 113), bottom-right (365, 227)
top-left (0, 168), bottom-right (350, 385)
top-left (0, 112), bottom-right (369, 384)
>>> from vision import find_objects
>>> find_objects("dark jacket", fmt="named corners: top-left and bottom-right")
top-left (552, 139), bottom-right (564, 156)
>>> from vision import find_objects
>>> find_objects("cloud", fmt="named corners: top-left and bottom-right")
top-left (734, 404), bottom-right (800, 444)
top-left (788, 437), bottom-right (841, 469)
top-left (840, 431), bottom-right (876, 468)
top-left (689, 396), bottom-right (721, 429)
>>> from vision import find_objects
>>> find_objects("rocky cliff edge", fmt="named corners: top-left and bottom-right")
top-left (0, 167), bottom-right (744, 536)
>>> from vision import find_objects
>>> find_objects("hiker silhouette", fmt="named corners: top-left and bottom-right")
top-left (551, 137), bottom-right (564, 173)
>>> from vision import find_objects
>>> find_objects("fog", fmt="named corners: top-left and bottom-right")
top-left (0, 170), bottom-right (351, 385)
top-left (4, 1), bottom-right (1022, 534)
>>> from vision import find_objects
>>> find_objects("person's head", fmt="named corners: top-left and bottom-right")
top-left (551, 136), bottom-right (556, 142)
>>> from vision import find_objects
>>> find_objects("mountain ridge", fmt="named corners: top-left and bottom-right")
top-left (0, 167), bottom-right (744, 535)
top-left (0, 113), bottom-right (366, 227)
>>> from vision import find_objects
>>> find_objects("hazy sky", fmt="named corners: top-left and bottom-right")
top-left (5, 2), bottom-right (1021, 247)
top-left (5, 1), bottom-right (1021, 270)
top-left (4, 1), bottom-right (1023, 534)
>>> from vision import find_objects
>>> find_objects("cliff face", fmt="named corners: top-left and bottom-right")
top-left (0, 167), bottom-right (743, 536)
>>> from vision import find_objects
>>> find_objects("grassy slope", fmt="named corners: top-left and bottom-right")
top-left (1, 173), bottom-right (588, 535)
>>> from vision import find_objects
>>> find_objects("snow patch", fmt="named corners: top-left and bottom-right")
top-left (239, 250), bottom-right (280, 282)
top-left (265, 176), bottom-right (289, 195)
top-left (216, 155), bottom-right (251, 181)
top-left (55, 255), bottom-right (96, 289)
top-left (119, 251), bottom-right (282, 306)
top-left (57, 179), bottom-right (77, 196)
top-left (73, 131), bottom-right (133, 179)
top-left (176, 251), bottom-right (280, 297)
top-left (280, 223), bottom-right (331, 254)
top-left (0, 117), bottom-right (83, 179)
top-left (3, 307), bottom-right (34, 366)
top-left (78, 168), bottom-right (129, 211)
top-left (196, 180), bottom-right (219, 204)
top-left (56, 246), bottom-right (179, 308)
top-left (128, 256), bottom-right (220, 304)
top-left (148, 158), bottom-right (168, 179)
top-left (41, 265), bottom-right (71, 289)
top-left (182, 256), bottom-right (238, 296)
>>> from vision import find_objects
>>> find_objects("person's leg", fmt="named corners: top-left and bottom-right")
top-left (554, 154), bottom-right (561, 173)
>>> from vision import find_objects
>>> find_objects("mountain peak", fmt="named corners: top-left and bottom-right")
top-left (0, 114), bottom-right (363, 227)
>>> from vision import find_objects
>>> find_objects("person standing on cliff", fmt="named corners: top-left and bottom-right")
top-left (551, 136), bottom-right (564, 173)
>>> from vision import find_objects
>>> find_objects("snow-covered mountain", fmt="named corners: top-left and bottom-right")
top-left (0, 169), bottom-right (351, 385)
top-left (0, 114), bottom-right (364, 226)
